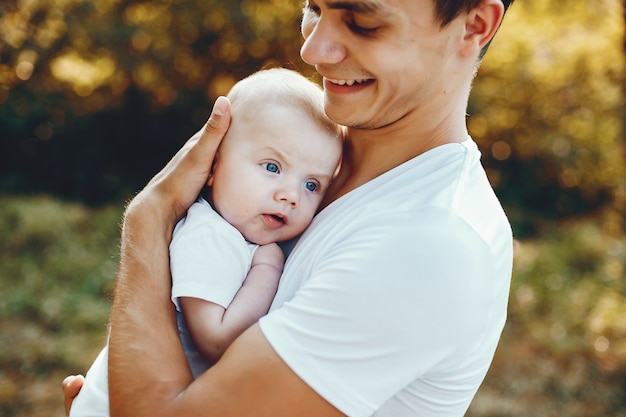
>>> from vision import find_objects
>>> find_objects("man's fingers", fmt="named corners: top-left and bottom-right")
top-left (141, 96), bottom-right (231, 220)
top-left (196, 95), bottom-right (231, 161)
top-left (156, 96), bottom-right (231, 173)
top-left (62, 374), bottom-right (85, 415)
top-left (169, 96), bottom-right (231, 213)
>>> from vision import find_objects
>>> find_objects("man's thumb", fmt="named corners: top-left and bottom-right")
top-left (204, 96), bottom-right (231, 135)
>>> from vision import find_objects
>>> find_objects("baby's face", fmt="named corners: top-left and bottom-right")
top-left (208, 104), bottom-right (341, 245)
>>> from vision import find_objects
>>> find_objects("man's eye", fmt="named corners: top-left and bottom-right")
top-left (345, 12), bottom-right (380, 36)
top-left (305, 181), bottom-right (318, 192)
top-left (263, 163), bottom-right (280, 173)
top-left (348, 20), bottom-right (378, 35)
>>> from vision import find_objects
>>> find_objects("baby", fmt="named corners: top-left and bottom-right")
top-left (69, 67), bottom-right (343, 417)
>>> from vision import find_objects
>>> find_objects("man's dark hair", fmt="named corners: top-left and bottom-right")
top-left (434, 0), bottom-right (515, 59)
top-left (434, 0), bottom-right (514, 26)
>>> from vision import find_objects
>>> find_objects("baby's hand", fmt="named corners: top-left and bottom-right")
top-left (251, 243), bottom-right (285, 273)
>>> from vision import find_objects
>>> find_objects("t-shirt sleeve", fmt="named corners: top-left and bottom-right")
top-left (259, 208), bottom-right (497, 417)
top-left (170, 215), bottom-right (251, 310)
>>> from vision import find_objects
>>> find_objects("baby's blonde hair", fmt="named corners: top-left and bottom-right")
top-left (226, 67), bottom-right (342, 140)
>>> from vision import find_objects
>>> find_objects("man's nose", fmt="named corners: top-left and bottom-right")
top-left (300, 16), bottom-right (347, 65)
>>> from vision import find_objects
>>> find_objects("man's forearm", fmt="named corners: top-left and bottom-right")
top-left (105, 98), bottom-right (231, 416)
top-left (108, 195), bottom-right (192, 416)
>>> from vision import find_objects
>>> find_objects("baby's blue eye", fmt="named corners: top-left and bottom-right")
top-left (263, 163), bottom-right (279, 173)
top-left (305, 181), bottom-right (318, 192)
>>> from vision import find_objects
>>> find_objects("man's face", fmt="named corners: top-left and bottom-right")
top-left (300, 0), bottom-right (466, 130)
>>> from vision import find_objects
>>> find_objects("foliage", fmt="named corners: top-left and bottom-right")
top-left (0, 0), bottom-right (308, 102)
top-left (0, 196), bottom-right (120, 416)
top-left (0, 0), bottom-right (624, 235)
top-left (0, 0), bottom-right (310, 204)
top-left (1, 196), bottom-right (625, 415)
top-left (510, 221), bottom-right (626, 363)
top-left (471, 0), bottom-right (625, 236)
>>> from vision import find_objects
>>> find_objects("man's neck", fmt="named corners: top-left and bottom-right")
top-left (322, 108), bottom-right (469, 208)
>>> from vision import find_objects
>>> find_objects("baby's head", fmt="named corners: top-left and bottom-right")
top-left (207, 68), bottom-right (343, 245)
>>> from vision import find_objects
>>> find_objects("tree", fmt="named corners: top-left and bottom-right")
top-left (471, 0), bottom-right (625, 236)
top-left (0, 0), bottom-right (624, 237)
top-left (0, 0), bottom-right (308, 203)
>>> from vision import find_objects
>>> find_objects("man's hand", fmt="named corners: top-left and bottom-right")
top-left (135, 96), bottom-right (232, 226)
top-left (62, 374), bottom-right (84, 415)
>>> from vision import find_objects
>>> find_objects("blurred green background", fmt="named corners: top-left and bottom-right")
top-left (1, 0), bottom-right (625, 415)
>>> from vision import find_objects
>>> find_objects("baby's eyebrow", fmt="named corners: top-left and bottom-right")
top-left (260, 146), bottom-right (287, 161)
top-left (309, 172), bottom-right (333, 183)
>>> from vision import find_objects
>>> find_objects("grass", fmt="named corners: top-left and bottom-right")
top-left (1, 195), bottom-right (625, 416)
top-left (510, 219), bottom-right (626, 360)
top-left (0, 196), bottom-right (122, 417)
top-left (468, 216), bottom-right (626, 417)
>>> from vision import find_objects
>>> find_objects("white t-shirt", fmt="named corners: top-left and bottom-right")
top-left (259, 139), bottom-right (513, 417)
top-left (70, 199), bottom-right (257, 417)
top-left (170, 198), bottom-right (258, 310)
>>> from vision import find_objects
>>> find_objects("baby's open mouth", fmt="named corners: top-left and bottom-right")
top-left (270, 214), bottom-right (285, 224)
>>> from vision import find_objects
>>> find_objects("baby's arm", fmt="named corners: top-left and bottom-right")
top-left (179, 243), bottom-right (284, 362)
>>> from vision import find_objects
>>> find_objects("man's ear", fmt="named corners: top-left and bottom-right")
top-left (460, 0), bottom-right (505, 57)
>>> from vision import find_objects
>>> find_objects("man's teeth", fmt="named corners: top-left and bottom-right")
top-left (327, 78), bottom-right (368, 86)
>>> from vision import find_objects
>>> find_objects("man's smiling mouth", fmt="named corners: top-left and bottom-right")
top-left (326, 78), bottom-right (371, 86)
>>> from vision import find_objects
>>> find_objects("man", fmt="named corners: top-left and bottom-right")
top-left (64, 0), bottom-right (514, 415)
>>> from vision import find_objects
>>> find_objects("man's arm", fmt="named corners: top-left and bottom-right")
top-left (180, 243), bottom-right (284, 362)
top-left (106, 98), bottom-right (343, 417)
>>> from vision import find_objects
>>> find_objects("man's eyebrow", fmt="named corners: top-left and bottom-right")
top-left (326, 0), bottom-right (390, 15)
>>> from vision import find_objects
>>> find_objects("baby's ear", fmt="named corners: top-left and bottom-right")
top-left (206, 155), bottom-right (219, 186)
